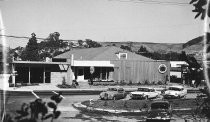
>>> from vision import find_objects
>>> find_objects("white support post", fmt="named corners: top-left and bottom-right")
top-left (66, 65), bottom-right (73, 85)
top-left (12, 64), bottom-right (15, 84)
top-left (29, 67), bottom-right (31, 84)
top-left (105, 68), bottom-right (107, 81)
top-left (43, 67), bottom-right (45, 83)
top-left (100, 67), bottom-right (102, 80)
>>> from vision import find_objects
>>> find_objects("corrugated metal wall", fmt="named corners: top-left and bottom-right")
top-left (111, 60), bottom-right (170, 84)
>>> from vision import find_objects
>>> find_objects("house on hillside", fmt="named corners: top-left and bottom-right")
top-left (53, 46), bottom-right (170, 85)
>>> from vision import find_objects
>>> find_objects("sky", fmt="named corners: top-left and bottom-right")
top-left (0, 0), bottom-right (204, 48)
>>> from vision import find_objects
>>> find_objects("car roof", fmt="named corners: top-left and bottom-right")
top-left (168, 85), bottom-right (184, 89)
top-left (138, 87), bottom-right (154, 89)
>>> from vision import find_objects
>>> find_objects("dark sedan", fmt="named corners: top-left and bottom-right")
top-left (146, 100), bottom-right (172, 122)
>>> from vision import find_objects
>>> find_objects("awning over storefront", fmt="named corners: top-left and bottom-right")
top-left (73, 60), bottom-right (114, 67)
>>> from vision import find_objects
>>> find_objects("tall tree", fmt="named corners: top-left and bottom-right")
top-left (78, 40), bottom-right (83, 47)
top-left (21, 33), bottom-right (40, 61)
top-left (85, 39), bottom-right (102, 48)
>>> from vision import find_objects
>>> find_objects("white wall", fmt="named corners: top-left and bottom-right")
top-left (170, 72), bottom-right (181, 78)
top-left (0, 74), bottom-right (10, 90)
top-left (51, 71), bottom-right (76, 85)
top-left (51, 72), bottom-right (67, 85)
top-left (170, 61), bottom-right (188, 67)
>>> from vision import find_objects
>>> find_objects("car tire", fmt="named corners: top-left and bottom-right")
top-left (104, 93), bottom-right (108, 100)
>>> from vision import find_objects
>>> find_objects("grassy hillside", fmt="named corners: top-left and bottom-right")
top-left (101, 34), bottom-right (206, 54)
top-left (101, 35), bottom-right (205, 61)
top-left (101, 42), bottom-right (184, 53)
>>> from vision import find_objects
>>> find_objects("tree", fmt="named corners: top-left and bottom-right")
top-left (21, 33), bottom-right (40, 61)
top-left (190, 0), bottom-right (208, 20)
top-left (38, 32), bottom-right (68, 60)
top-left (120, 45), bottom-right (131, 51)
top-left (127, 41), bottom-right (133, 52)
top-left (78, 40), bottom-right (83, 47)
top-left (85, 39), bottom-right (102, 48)
top-left (189, 1), bottom-right (210, 118)
top-left (138, 46), bottom-right (148, 53)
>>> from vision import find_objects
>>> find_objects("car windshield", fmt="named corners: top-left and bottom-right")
top-left (168, 87), bottom-right (182, 91)
top-left (107, 88), bottom-right (117, 91)
top-left (138, 88), bottom-right (154, 92)
top-left (151, 102), bottom-right (169, 110)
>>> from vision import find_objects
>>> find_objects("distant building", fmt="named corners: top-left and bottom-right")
top-left (170, 61), bottom-right (188, 78)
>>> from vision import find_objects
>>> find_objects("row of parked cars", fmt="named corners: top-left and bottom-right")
top-left (99, 85), bottom-right (187, 100)
top-left (99, 85), bottom-right (187, 122)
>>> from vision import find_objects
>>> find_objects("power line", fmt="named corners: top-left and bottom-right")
top-left (0, 34), bottom-right (45, 40)
top-left (135, 0), bottom-right (189, 5)
top-left (0, 34), bottom-right (77, 42)
top-left (109, 0), bottom-right (190, 6)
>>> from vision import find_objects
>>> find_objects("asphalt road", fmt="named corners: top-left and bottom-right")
top-left (2, 92), bottom-right (201, 122)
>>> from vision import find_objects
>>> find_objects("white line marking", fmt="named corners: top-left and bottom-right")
top-left (31, 91), bottom-right (40, 99)
top-left (7, 101), bottom-right (16, 104)
top-left (52, 91), bottom-right (65, 99)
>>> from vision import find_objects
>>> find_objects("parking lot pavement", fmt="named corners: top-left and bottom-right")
top-left (2, 82), bottom-right (201, 96)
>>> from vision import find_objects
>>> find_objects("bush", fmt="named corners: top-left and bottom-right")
top-left (144, 80), bottom-right (150, 85)
top-left (57, 84), bottom-right (75, 88)
top-left (120, 80), bottom-right (126, 85)
top-left (157, 81), bottom-right (163, 85)
top-left (9, 83), bottom-right (14, 87)
top-left (128, 80), bottom-right (132, 85)
top-left (137, 81), bottom-right (142, 85)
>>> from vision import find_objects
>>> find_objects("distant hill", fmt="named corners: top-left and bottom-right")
top-left (182, 35), bottom-right (204, 54)
top-left (101, 35), bottom-right (206, 60)
top-left (101, 42), bottom-right (184, 53)
top-left (103, 34), bottom-right (207, 53)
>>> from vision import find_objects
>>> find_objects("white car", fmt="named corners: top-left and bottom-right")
top-left (163, 85), bottom-right (187, 99)
top-left (130, 87), bottom-right (160, 100)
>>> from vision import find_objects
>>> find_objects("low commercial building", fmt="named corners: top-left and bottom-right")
top-left (53, 46), bottom-right (170, 85)
top-left (10, 46), bottom-right (170, 86)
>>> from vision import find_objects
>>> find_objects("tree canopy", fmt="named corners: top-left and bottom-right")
top-left (20, 33), bottom-right (40, 61)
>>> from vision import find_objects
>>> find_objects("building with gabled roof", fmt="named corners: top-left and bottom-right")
top-left (54, 46), bottom-right (153, 61)
top-left (53, 46), bottom-right (170, 84)
top-left (9, 46), bottom-right (170, 87)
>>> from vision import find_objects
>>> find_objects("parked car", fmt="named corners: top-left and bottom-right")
top-left (130, 87), bottom-right (160, 100)
top-left (146, 100), bottom-right (172, 122)
top-left (99, 87), bottom-right (127, 100)
top-left (163, 85), bottom-right (187, 99)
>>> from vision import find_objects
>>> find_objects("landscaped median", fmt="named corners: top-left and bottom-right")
top-left (73, 98), bottom-right (203, 115)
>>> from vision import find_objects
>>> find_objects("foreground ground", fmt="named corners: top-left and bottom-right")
top-left (3, 92), bottom-right (208, 122)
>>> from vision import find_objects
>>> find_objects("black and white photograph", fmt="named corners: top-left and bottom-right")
top-left (0, 0), bottom-right (210, 121)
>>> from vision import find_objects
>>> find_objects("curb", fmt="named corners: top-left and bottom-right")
top-left (72, 102), bottom-right (147, 114)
